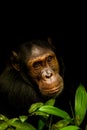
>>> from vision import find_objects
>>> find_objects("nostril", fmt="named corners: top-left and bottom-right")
top-left (46, 73), bottom-right (52, 78)
top-left (46, 70), bottom-right (52, 77)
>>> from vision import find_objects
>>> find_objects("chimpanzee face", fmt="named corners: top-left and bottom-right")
top-left (27, 44), bottom-right (64, 97)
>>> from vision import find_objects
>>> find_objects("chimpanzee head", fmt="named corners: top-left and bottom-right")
top-left (10, 39), bottom-right (64, 98)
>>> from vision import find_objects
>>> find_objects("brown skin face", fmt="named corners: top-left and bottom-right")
top-left (27, 45), bottom-right (64, 97)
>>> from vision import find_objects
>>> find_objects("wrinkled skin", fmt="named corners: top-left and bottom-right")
top-left (27, 45), bottom-right (64, 97)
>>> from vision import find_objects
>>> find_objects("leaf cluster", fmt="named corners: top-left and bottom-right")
top-left (0, 84), bottom-right (87, 130)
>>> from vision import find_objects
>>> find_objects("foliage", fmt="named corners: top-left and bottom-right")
top-left (0, 84), bottom-right (87, 130)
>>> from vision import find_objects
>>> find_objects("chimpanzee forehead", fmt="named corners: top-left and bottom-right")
top-left (29, 45), bottom-right (55, 59)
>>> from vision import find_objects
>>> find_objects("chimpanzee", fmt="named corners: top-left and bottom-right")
top-left (0, 39), bottom-right (64, 120)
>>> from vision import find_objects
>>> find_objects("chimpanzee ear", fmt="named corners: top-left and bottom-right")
top-left (47, 37), bottom-right (52, 45)
top-left (47, 37), bottom-right (55, 50)
top-left (10, 51), bottom-right (20, 71)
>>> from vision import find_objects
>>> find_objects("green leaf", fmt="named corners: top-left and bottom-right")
top-left (0, 114), bottom-right (8, 121)
top-left (38, 105), bottom-right (72, 121)
top-left (38, 119), bottom-right (46, 130)
top-left (45, 98), bottom-right (56, 106)
top-left (30, 110), bottom-right (49, 118)
top-left (19, 115), bottom-right (28, 122)
top-left (28, 102), bottom-right (44, 114)
top-left (6, 128), bottom-right (15, 130)
top-left (8, 120), bottom-right (36, 130)
top-left (59, 125), bottom-right (80, 130)
top-left (0, 121), bottom-right (8, 130)
top-left (7, 118), bottom-right (19, 125)
top-left (75, 84), bottom-right (87, 126)
top-left (51, 119), bottom-right (70, 130)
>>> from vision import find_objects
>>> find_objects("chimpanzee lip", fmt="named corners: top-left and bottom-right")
top-left (42, 84), bottom-right (63, 94)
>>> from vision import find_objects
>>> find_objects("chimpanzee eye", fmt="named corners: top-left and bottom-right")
top-left (47, 56), bottom-right (53, 62)
top-left (33, 61), bottom-right (41, 69)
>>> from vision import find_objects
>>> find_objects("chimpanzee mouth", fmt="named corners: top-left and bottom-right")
top-left (42, 84), bottom-right (63, 97)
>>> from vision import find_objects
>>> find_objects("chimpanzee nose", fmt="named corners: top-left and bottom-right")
top-left (42, 68), bottom-right (53, 79)
top-left (45, 69), bottom-right (52, 78)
